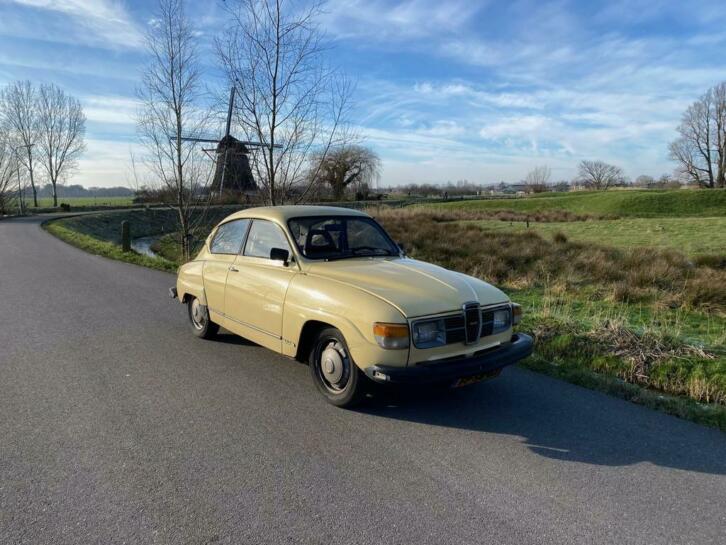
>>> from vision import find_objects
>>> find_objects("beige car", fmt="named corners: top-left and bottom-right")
top-left (171, 206), bottom-right (533, 407)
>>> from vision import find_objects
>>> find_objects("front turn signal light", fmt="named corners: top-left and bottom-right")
top-left (511, 303), bottom-right (523, 325)
top-left (373, 322), bottom-right (410, 349)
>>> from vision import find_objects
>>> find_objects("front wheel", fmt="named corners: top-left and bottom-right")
top-left (309, 328), bottom-right (366, 408)
top-left (187, 297), bottom-right (219, 339)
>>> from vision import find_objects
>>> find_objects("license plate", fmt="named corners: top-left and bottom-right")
top-left (452, 369), bottom-right (501, 388)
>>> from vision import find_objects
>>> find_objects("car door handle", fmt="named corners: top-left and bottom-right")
top-left (229, 266), bottom-right (239, 272)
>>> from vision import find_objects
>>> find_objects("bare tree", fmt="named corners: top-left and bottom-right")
top-left (0, 132), bottom-right (19, 215)
top-left (577, 160), bottom-right (625, 190)
top-left (524, 165), bottom-right (551, 193)
top-left (35, 83), bottom-right (86, 207)
top-left (0, 81), bottom-right (40, 207)
top-left (669, 81), bottom-right (726, 188)
top-left (217, 0), bottom-right (352, 205)
top-left (137, 0), bottom-right (213, 260)
top-left (312, 145), bottom-right (380, 200)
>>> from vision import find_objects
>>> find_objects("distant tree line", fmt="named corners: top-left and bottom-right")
top-left (35, 184), bottom-right (133, 199)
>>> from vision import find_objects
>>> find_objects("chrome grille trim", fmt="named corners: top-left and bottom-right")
top-left (463, 301), bottom-right (482, 344)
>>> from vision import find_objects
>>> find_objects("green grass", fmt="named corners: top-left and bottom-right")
top-left (430, 189), bottom-right (726, 218)
top-left (55, 208), bottom-right (181, 244)
top-left (36, 196), bottom-right (134, 207)
top-left (466, 217), bottom-right (726, 257)
top-left (43, 220), bottom-right (178, 273)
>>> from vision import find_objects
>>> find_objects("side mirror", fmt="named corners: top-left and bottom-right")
top-left (270, 247), bottom-right (290, 264)
top-left (397, 241), bottom-right (406, 256)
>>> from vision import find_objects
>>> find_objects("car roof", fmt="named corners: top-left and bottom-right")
top-left (221, 205), bottom-right (370, 224)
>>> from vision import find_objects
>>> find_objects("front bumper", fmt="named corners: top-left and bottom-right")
top-left (364, 333), bottom-right (534, 384)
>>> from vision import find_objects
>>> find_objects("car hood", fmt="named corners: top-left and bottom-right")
top-left (305, 257), bottom-right (508, 318)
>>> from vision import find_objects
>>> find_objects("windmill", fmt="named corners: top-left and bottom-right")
top-left (176, 87), bottom-right (279, 196)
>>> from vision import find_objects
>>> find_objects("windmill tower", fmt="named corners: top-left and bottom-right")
top-left (177, 87), bottom-right (278, 197)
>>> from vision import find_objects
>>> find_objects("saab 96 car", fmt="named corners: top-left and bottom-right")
top-left (171, 206), bottom-right (533, 407)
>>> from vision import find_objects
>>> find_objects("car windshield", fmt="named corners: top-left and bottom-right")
top-left (288, 216), bottom-right (399, 260)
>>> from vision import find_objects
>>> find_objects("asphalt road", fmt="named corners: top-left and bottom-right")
top-left (1, 216), bottom-right (725, 545)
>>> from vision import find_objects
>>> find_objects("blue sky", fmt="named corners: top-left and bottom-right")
top-left (1, 0), bottom-right (725, 188)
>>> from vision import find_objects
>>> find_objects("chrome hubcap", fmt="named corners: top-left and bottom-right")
top-left (190, 299), bottom-right (206, 330)
top-left (319, 341), bottom-right (349, 391)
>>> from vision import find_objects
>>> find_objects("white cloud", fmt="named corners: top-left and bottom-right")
top-left (5, 0), bottom-right (143, 49)
top-left (323, 0), bottom-right (481, 41)
top-left (73, 138), bottom-right (145, 188)
top-left (82, 95), bottom-right (139, 125)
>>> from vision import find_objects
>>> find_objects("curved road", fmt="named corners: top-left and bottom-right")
top-left (1, 216), bottom-right (725, 545)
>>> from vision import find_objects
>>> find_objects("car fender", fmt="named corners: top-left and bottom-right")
top-left (282, 273), bottom-right (409, 369)
top-left (176, 260), bottom-right (207, 305)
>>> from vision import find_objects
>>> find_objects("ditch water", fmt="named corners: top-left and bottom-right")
top-left (131, 235), bottom-right (160, 258)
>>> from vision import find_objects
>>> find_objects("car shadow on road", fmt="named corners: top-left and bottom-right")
top-left (357, 368), bottom-right (726, 476)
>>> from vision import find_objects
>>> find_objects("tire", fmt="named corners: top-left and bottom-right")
top-left (187, 297), bottom-right (219, 339)
top-left (309, 327), bottom-right (366, 408)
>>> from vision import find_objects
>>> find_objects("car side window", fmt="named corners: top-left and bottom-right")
top-left (243, 220), bottom-right (291, 259)
top-left (210, 219), bottom-right (250, 255)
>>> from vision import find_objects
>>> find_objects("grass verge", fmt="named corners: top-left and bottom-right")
top-left (43, 219), bottom-right (177, 273)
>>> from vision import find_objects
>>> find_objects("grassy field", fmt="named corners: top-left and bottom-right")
top-left (431, 188), bottom-right (726, 218)
top-left (463, 217), bottom-right (726, 257)
top-left (35, 196), bottom-right (134, 207)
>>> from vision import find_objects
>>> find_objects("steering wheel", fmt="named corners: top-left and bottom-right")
top-left (305, 229), bottom-right (336, 252)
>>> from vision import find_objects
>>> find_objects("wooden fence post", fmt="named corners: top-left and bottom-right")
top-left (121, 221), bottom-right (131, 252)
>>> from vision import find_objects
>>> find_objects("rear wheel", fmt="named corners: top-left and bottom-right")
top-left (309, 327), bottom-right (366, 407)
top-left (187, 297), bottom-right (219, 339)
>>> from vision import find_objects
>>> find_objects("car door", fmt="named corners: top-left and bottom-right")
top-left (224, 219), bottom-right (297, 352)
top-left (202, 219), bottom-right (250, 323)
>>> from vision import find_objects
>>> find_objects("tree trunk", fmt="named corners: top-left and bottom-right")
top-left (28, 154), bottom-right (38, 207)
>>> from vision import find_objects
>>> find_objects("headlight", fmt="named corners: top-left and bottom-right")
top-left (492, 308), bottom-right (511, 334)
top-left (412, 319), bottom-right (446, 348)
top-left (373, 322), bottom-right (409, 349)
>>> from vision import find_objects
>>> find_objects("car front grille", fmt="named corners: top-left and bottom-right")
top-left (425, 305), bottom-right (508, 347)
top-left (463, 302), bottom-right (481, 344)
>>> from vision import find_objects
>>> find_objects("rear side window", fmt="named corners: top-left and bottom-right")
top-left (243, 220), bottom-right (291, 259)
top-left (210, 219), bottom-right (250, 254)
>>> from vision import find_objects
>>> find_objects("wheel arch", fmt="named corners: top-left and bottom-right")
top-left (294, 320), bottom-right (335, 362)
top-left (176, 260), bottom-right (207, 306)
